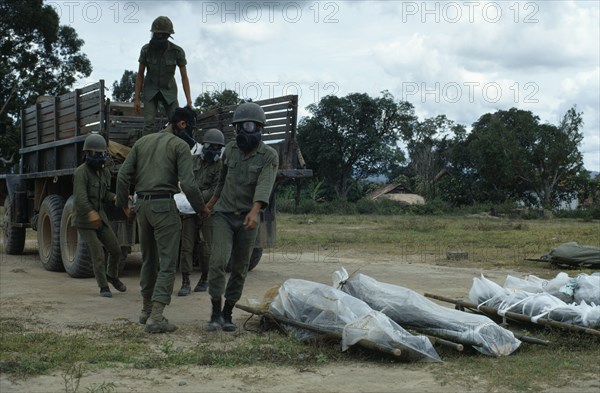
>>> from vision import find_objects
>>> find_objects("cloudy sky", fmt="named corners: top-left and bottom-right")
top-left (49, 0), bottom-right (600, 171)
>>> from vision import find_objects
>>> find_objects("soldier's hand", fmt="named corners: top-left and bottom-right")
top-left (198, 205), bottom-right (211, 220)
top-left (87, 210), bottom-right (102, 229)
top-left (134, 99), bottom-right (141, 114)
top-left (243, 211), bottom-right (259, 231)
top-left (122, 206), bottom-right (134, 219)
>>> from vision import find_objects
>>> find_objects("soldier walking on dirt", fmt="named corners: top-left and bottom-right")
top-left (134, 16), bottom-right (193, 137)
top-left (73, 133), bottom-right (127, 297)
top-left (204, 103), bottom-right (278, 332)
top-left (177, 128), bottom-right (225, 296)
top-left (116, 107), bottom-right (209, 334)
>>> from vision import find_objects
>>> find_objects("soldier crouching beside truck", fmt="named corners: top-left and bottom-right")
top-left (73, 133), bottom-right (127, 297)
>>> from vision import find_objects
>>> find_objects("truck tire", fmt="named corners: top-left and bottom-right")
top-left (60, 196), bottom-right (93, 278)
top-left (225, 247), bottom-right (263, 273)
top-left (38, 194), bottom-right (65, 272)
top-left (3, 197), bottom-right (26, 255)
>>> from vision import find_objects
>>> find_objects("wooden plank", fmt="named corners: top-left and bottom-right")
top-left (79, 113), bottom-right (100, 128)
top-left (58, 95), bottom-right (77, 110)
top-left (78, 91), bottom-right (102, 111)
top-left (262, 102), bottom-right (292, 112)
top-left (79, 105), bottom-right (101, 120)
top-left (80, 81), bottom-right (102, 95)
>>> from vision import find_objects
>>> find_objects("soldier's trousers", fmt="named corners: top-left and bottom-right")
top-left (136, 199), bottom-right (181, 305)
top-left (78, 224), bottom-right (121, 288)
top-left (208, 212), bottom-right (258, 303)
top-left (142, 93), bottom-right (178, 136)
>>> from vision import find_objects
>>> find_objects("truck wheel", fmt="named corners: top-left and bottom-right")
top-left (60, 196), bottom-right (93, 278)
top-left (225, 247), bottom-right (263, 273)
top-left (3, 197), bottom-right (26, 255)
top-left (38, 194), bottom-right (65, 272)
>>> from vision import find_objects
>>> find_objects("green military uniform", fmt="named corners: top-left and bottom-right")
top-left (208, 141), bottom-right (278, 303)
top-left (73, 164), bottom-right (121, 288)
top-left (138, 42), bottom-right (187, 135)
top-left (179, 156), bottom-right (222, 277)
top-left (116, 129), bottom-right (205, 305)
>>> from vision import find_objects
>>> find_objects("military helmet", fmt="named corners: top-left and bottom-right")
top-left (203, 128), bottom-right (225, 146)
top-left (83, 133), bottom-right (107, 152)
top-left (151, 16), bottom-right (174, 34)
top-left (232, 102), bottom-right (266, 125)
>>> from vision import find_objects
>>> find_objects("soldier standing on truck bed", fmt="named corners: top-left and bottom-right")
top-left (177, 128), bottom-right (225, 296)
top-left (73, 133), bottom-right (127, 297)
top-left (116, 107), bottom-right (209, 334)
top-left (204, 103), bottom-right (278, 332)
top-left (134, 16), bottom-right (193, 138)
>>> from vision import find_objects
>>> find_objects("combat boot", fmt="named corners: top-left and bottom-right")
top-left (139, 297), bottom-right (153, 324)
top-left (207, 296), bottom-right (224, 331)
top-left (221, 299), bottom-right (237, 332)
top-left (177, 272), bottom-right (191, 296)
top-left (145, 302), bottom-right (177, 333)
top-left (107, 276), bottom-right (127, 292)
top-left (193, 276), bottom-right (208, 292)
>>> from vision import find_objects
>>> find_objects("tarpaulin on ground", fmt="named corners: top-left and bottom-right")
top-left (269, 278), bottom-right (442, 362)
top-left (333, 268), bottom-right (521, 357)
top-left (540, 242), bottom-right (600, 268)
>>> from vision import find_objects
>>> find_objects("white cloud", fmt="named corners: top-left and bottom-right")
top-left (55, 0), bottom-right (600, 171)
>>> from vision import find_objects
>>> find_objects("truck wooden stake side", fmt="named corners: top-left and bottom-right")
top-left (1, 80), bottom-right (312, 277)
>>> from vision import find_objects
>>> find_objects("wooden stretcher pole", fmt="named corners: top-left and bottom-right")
top-left (424, 293), bottom-right (600, 337)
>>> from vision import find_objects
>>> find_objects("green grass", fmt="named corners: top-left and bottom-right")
top-left (274, 214), bottom-right (599, 270)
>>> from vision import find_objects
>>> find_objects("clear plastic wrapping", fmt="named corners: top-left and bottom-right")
top-left (269, 278), bottom-right (441, 362)
top-left (333, 268), bottom-right (521, 357)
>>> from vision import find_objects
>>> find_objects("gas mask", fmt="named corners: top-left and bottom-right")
top-left (149, 33), bottom-right (169, 51)
top-left (85, 152), bottom-right (107, 171)
top-left (235, 121), bottom-right (262, 152)
top-left (173, 108), bottom-right (197, 148)
top-left (201, 143), bottom-right (223, 162)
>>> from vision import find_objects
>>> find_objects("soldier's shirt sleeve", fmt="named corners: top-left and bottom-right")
top-left (213, 147), bottom-right (229, 198)
top-left (138, 45), bottom-right (147, 65)
top-left (177, 47), bottom-right (187, 67)
top-left (116, 145), bottom-right (137, 207)
top-left (176, 142), bottom-right (205, 213)
top-left (102, 169), bottom-right (117, 203)
top-left (73, 167), bottom-right (94, 218)
top-left (253, 149), bottom-right (279, 207)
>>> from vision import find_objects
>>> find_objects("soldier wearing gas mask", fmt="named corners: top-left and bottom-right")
top-left (134, 16), bottom-right (193, 138)
top-left (73, 133), bottom-right (126, 297)
top-left (116, 107), bottom-right (209, 334)
top-left (177, 128), bottom-right (224, 296)
top-left (203, 102), bottom-right (279, 332)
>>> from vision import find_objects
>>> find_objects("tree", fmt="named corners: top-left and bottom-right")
top-left (297, 91), bottom-right (414, 198)
top-left (194, 89), bottom-right (242, 113)
top-left (112, 70), bottom-right (137, 102)
top-left (466, 107), bottom-right (585, 208)
top-left (0, 0), bottom-right (91, 171)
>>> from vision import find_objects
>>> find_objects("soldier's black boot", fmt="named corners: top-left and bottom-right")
top-left (207, 296), bottom-right (224, 331)
top-left (193, 275), bottom-right (208, 292)
top-left (221, 300), bottom-right (237, 332)
top-left (107, 276), bottom-right (127, 292)
top-left (177, 272), bottom-right (191, 296)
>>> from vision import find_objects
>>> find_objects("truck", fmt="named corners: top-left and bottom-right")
top-left (1, 80), bottom-right (312, 277)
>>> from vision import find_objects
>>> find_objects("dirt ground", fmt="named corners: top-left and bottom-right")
top-left (1, 240), bottom-right (599, 393)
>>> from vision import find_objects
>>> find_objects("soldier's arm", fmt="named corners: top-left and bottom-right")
top-left (73, 168), bottom-right (95, 216)
top-left (213, 148), bottom-right (228, 199)
top-left (179, 65), bottom-right (192, 108)
top-left (253, 150), bottom-right (279, 207)
top-left (102, 170), bottom-right (117, 204)
top-left (134, 62), bottom-right (145, 114)
top-left (116, 146), bottom-right (136, 208)
top-left (177, 143), bottom-right (205, 213)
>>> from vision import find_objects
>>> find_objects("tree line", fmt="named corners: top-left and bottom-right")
top-left (2, 1), bottom-right (597, 210)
